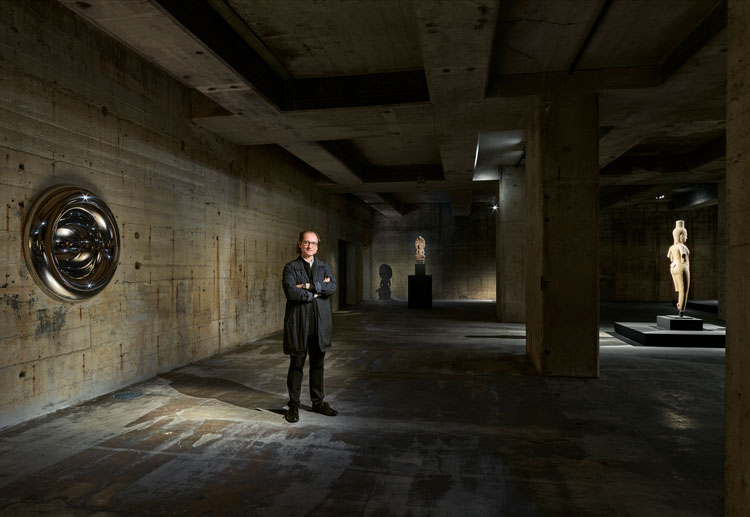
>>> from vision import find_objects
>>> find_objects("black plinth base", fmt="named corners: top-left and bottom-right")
top-left (614, 321), bottom-right (725, 348)
top-left (657, 315), bottom-right (703, 331)
top-left (408, 274), bottom-right (432, 308)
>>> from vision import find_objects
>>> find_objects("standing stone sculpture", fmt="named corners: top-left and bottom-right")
top-left (415, 235), bottom-right (426, 264)
top-left (667, 220), bottom-right (690, 316)
top-left (410, 236), bottom-right (431, 308)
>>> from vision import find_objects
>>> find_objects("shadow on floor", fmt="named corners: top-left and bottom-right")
top-left (160, 371), bottom-right (287, 413)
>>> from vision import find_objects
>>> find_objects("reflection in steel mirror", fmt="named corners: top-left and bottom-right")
top-left (23, 185), bottom-right (120, 302)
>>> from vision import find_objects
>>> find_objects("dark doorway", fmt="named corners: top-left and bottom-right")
top-left (338, 239), bottom-right (349, 307)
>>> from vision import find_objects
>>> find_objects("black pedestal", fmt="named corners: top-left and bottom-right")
top-left (656, 315), bottom-right (703, 331)
top-left (408, 263), bottom-right (432, 308)
top-left (614, 316), bottom-right (725, 347)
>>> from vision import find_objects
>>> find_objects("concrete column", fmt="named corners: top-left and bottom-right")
top-left (496, 166), bottom-right (526, 322)
top-left (726, 1), bottom-right (750, 514)
top-left (717, 179), bottom-right (726, 320)
top-left (525, 83), bottom-right (599, 377)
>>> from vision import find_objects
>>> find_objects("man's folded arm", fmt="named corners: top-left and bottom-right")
top-left (282, 264), bottom-right (314, 302)
top-left (314, 264), bottom-right (337, 296)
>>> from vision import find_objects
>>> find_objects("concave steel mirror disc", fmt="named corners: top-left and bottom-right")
top-left (23, 185), bottom-right (120, 302)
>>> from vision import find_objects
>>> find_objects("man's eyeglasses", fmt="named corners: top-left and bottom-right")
top-left (302, 241), bottom-right (319, 247)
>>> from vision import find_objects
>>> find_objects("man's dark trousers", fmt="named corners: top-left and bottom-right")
top-left (287, 334), bottom-right (325, 408)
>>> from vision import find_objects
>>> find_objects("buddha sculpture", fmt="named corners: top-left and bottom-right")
top-left (667, 220), bottom-right (690, 316)
top-left (415, 236), bottom-right (426, 264)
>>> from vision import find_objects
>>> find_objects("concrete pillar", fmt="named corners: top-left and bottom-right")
top-left (726, 1), bottom-right (750, 514)
top-left (496, 166), bottom-right (526, 322)
top-left (524, 83), bottom-right (599, 377)
top-left (717, 179), bottom-right (726, 320)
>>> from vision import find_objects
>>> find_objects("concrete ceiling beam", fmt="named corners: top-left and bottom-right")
top-left (315, 140), bottom-right (443, 184)
top-left (567, 0), bottom-right (615, 75)
top-left (280, 142), bottom-right (365, 185)
top-left (598, 28), bottom-right (726, 168)
top-left (601, 135), bottom-right (725, 176)
top-left (659, 0), bottom-right (727, 84)
top-left (354, 192), bottom-right (408, 218)
top-left (281, 141), bottom-right (409, 216)
top-left (319, 179), bottom-right (498, 195)
top-left (204, 0), bottom-right (292, 81)
top-left (414, 0), bottom-right (498, 104)
top-left (599, 161), bottom-right (725, 189)
top-left (189, 89), bottom-right (233, 119)
top-left (414, 0), bottom-right (500, 215)
top-left (487, 66), bottom-right (660, 98)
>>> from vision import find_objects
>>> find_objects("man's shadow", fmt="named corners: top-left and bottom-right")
top-left (160, 371), bottom-right (293, 415)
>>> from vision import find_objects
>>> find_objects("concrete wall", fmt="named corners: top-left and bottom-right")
top-left (0, 0), bottom-right (371, 429)
top-left (599, 204), bottom-right (718, 302)
top-left (370, 204), bottom-right (496, 300)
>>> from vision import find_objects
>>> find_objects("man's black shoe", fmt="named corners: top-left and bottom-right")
top-left (312, 402), bottom-right (338, 417)
top-left (285, 406), bottom-right (299, 423)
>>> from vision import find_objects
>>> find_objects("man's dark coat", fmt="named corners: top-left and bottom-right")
top-left (282, 256), bottom-right (337, 355)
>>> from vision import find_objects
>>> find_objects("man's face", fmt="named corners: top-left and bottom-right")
top-left (299, 232), bottom-right (319, 260)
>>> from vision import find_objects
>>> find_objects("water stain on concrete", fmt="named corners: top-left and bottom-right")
top-left (2, 293), bottom-right (21, 314)
top-left (35, 307), bottom-right (67, 336)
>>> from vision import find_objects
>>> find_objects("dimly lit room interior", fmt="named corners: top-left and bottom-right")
top-left (1, 0), bottom-right (748, 515)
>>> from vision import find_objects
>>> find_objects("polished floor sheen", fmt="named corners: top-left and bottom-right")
top-left (0, 301), bottom-right (724, 516)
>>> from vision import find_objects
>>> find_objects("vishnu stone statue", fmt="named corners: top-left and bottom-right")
top-left (415, 235), bottom-right (425, 264)
top-left (667, 220), bottom-right (690, 316)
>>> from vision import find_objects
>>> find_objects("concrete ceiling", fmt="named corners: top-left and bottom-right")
top-left (60, 0), bottom-right (727, 216)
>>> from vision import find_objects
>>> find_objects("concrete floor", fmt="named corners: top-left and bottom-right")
top-left (0, 301), bottom-right (724, 516)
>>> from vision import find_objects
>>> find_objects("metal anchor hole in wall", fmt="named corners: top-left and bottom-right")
top-left (23, 185), bottom-right (120, 302)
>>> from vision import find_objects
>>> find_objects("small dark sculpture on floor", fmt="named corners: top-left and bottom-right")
top-left (377, 263), bottom-right (392, 300)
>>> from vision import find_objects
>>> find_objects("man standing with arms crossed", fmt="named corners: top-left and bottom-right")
top-left (281, 230), bottom-right (338, 423)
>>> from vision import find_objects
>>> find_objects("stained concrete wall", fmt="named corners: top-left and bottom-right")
top-left (599, 205), bottom-right (718, 302)
top-left (370, 204), bottom-right (496, 300)
top-left (0, 0), bottom-right (371, 429)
